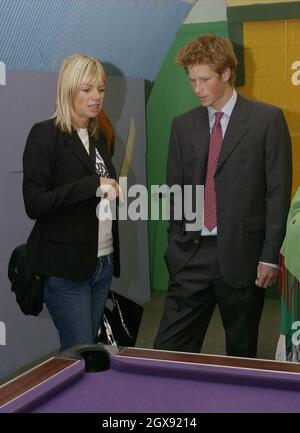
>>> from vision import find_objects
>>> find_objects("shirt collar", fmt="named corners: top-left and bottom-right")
top-left (207, 89), bottom-right (237, 123)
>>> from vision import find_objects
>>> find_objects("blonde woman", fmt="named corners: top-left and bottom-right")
top-left (23, 55), bottom-right (120, 351)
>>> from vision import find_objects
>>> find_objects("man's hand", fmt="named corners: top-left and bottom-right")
top-left (255, 263), bottom-right (278, 288)
top-left (99, 177), bottom-right (123, 201)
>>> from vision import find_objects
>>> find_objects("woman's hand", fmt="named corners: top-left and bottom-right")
top-left (99, 177), bottom-right (123, 201)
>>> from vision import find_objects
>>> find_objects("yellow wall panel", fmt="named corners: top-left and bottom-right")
top-left (229, 0), bottom-right (299, 5)
top-left (291, 20), bottom-right (300, 44)
top-left (287, 21), bottom-right (294, 45)
top-left (287, 107), bottom-right (300, 133)
top-left (286, 77), bottom-right (300, 100)
top-left (244, 47), bottom-right (287, 78)
top-left (259, 78), bottom-right (289, 107)
top-left (292, 159), bottom-right (300, 196)
top-left (243, 20), bottom-right (287, 47)
top-left (237, 79), bottom-right (260, 100)
top-left (291, 135), bottom-right (300, 158)
top-left (288, 46), bottom-right (300, 78)
top-left (239, 18), bottom-right (300, 194)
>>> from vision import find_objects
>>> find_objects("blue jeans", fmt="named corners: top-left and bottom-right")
top-left (43, 253), bottom-right (114, 351)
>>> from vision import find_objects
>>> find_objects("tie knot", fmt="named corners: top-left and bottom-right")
top-left (214, 111), bottom-right (223, 123)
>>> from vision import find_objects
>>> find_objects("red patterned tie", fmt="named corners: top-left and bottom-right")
top-left (204, 111), bottom-right (224, 231)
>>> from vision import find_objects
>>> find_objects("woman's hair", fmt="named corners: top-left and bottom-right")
top-left (176, 34), bottom-right (238, 86)
top-left (54, 54), bottom-right (107, 137)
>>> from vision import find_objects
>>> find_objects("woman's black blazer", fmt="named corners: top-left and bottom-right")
top-left (23, 118), bottom-right (120, 281)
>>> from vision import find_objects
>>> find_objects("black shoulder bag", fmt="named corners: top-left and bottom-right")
top-left (8, 243), bottom-right (44, 316)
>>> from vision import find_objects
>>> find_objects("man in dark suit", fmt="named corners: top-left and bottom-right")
top-left (154, 34), bottom-right (292, 357)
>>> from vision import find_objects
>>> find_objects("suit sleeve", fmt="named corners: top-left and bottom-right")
top-left (23, 123), bottom-right (100, 220)
top-left (260, 108), bottom-right (292, 263)
top-left (166, 120), bottom-right (185, 241)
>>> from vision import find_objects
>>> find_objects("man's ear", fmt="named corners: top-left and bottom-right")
top-left (221, 67), bottom-right (231, 82)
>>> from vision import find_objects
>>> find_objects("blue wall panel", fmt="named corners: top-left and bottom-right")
top-left (0, 0), bottom-right (193, 79)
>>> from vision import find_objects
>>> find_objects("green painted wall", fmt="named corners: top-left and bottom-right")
top-left (146, 21), bottom-right (229, 291)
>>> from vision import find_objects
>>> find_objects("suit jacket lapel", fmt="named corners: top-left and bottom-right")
top-left (216, 95), bottom-right (249, 173)
top-left (63, 130), bottom-right (116, 178)
top-left (63, 130), bottom-right (95, 173)
top-left (191, 106), bottom-right (210, 184)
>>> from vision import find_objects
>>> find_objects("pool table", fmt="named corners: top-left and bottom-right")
top-left (1, 345), bottom-right (300, 413)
